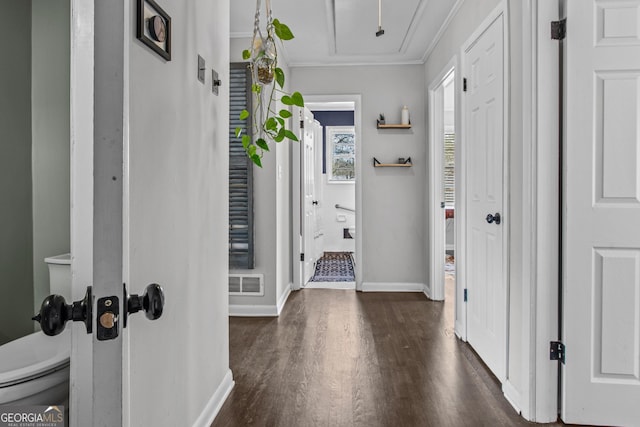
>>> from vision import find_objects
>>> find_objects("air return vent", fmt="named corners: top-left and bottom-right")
top-left (229, 274), bottom-right (264, 296)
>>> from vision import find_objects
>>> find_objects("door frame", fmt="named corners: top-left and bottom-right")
top-left (292, 94), bottom-right (362, 291)
top-left (517, 0), bottom-right (561, 422)
top-left (428, 57), bottom-right (457, 303)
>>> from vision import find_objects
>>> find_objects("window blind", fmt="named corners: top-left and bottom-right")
top-left (444, 132), bottom-right (455, 207)
top-left (229, 63), bottom-right (254, 269)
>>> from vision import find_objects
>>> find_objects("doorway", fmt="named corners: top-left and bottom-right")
top-left (428, 63), bottom-right (456, 305)
top-left (292, 96), bottom-right (362, 291)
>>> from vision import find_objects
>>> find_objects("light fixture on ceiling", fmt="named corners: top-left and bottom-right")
top-left (376, 0), bottom-right (385, 37)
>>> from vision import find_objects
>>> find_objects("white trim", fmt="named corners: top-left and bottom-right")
top-left (191, 370), bottom-right (235, 427)
top-left (502, 380), bottom-right (523, 415)
top-left (304, 282), bottom-right (356, 290)
top-left (326, 126), bottom-right (356, 183)
top-left (519, 0), bottom-right (561, 422)
top-left (276, 283), bottom-right (292, 315)
top-left (459, 0), bottom-right (510, 381)
top-left (422, 0), bottom-right (466, 63)
top-left (428, 57), bottom-right (457, 302)
top-left (289, 60), bottom-right (425, 68)
top-left (361, 282), bottom-right (427, 293)
top-left (229, 304), bottom-right (279, 317)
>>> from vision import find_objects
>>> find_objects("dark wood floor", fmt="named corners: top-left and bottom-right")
top-left (212, 287), bottom-right (564, 427)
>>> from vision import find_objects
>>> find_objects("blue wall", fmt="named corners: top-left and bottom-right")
top-left (311, 110), bottom-right (354, 173)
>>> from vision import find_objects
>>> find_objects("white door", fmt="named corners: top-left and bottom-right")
top-left (563, 1), bottom-right (640, 425)
top-left (313, 119), bottom-right (325, 261)
top-left (68, 1), bottom-right (127, 424)
top-left (302, 107), bottom-right (317, 284)
top-left (463, 12), bottom-right (507, 381)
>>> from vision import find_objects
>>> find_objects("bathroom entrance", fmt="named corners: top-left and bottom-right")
top-left (293, 96), bottom-right (360, 290)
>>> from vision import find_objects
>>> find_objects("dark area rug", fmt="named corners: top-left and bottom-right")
top-left (310, 252), bottom-right (355, 282)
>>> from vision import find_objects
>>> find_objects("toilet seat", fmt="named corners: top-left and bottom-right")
top-left (0, 329), bottom-right (70, 405)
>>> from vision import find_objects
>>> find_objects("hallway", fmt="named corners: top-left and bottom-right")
top-left (213, 290), bottom-right (564, 426)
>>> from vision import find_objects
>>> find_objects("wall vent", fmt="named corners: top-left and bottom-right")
top-left (229, 274), bottom-right (264, 296)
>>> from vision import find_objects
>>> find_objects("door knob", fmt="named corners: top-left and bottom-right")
top-left (486, 213), bottom-right (501, 225)
top-left (123, 283), bottom-right (165, 327)
top-left (312, 200), bottom-right (318, 205)
top-left (32, 287), bottom-right (92, 336)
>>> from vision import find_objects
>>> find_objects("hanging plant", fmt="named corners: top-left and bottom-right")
top-left (235, 0), bottom-right (304, 167)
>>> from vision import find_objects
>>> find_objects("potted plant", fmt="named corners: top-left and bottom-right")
top-left (234, 1), bottom-right (304, 167)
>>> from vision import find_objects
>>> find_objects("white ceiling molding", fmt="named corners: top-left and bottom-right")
top-left (325, 0), bottom-right (337, 55)
top-left (399, 0), bottom-right (429, 53)
top-left (421, 0), bottom-right (465, 63)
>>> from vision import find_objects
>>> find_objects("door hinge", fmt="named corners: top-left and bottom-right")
top-left (463, 288), bottom-right (468, 302)
top-left (550, 341), bottom-right (565, 364)
top-left (551, 19), bottom-right (566, 40)
top-left (463, 77), bottom-right (467, 92)
top-left (441, 201), bottom-right (445, 208)
top-left (300, 253), bottom-right (305, 262)
top-left (300, 120), bottom-right (304, 129)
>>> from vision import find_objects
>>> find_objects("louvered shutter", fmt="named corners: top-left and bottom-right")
top-left (443, 132), bottom-right (455, 207)
top-left (229, 63), bottom-right (254, 269)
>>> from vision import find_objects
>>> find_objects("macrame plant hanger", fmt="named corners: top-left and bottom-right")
top-left (251, 0), bottom-right (276, 85)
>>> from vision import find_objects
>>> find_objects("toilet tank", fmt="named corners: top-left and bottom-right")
top-left (44, 253), bottom-right (71, 300)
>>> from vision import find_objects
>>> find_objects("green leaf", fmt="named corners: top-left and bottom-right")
top-left (252, 84), bottom-right (262, 94)
top-left (265, 117), bottom-right (278, 131)
top-left (291, 92), bottom-right (304, 107)
top-left (239, 109), bottom-right (249, 120)
top-left (274, 68), bottom-right (285, 88)
top-left (242, 49), bottom-right (251, 60)
top-left (256, 138), bottom-right (270, 151)
top-left (241, 135), bottom-right (250, 149)
top-left (251, 154), bottom-right (263, 168)
top-left (284, 130), bottom-right (299, 142)
top-left (279, 109), bottom-right (292, 119)
top-left (275, 117), bottom-right (285, 127)
top-left (281, 95), bottom-right (293, 105)
top-left (273, 19), bottom-right (295, 41)
top-left (235, 127), bottom-right (243, 138)
top-left (248, 144), bottom-right (257, 157)
top-left (274, 128), bottom-right (285, 142)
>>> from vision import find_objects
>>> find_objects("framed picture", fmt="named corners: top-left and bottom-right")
top-left (326, 126), bottom-right (356, 182)
top-left (137, 0), bottom-right (171, 61)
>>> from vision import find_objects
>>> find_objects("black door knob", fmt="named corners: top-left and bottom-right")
top-left (32, 287), bottom-right (92, 336)
top-left (123, 283), bottom-right (165, 327)
top-left (312, 200), bottom-right (318, 205)
top-left (486, 213), bottom-right (501, 225)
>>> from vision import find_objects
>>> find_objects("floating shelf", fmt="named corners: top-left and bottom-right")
top-left (373, 157), bottom-right (412, 167)
top-left (376, 122), bottom-right (412, 129)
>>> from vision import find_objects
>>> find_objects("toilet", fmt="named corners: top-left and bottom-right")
top-left (0, 253), bottom-right (72, 406)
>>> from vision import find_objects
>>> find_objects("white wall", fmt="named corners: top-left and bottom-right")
top-left (0, 0), bottom-right (34, 345)
top-left (31, 0), bottom-right (71, 316)
top-left (321, 180), bottom-right (355, 252)
top-left (424, 0), bottom-right (527, 412)
top-left (292, 65), bottom-right (427, 287)
top-left (127, 0), bottom-right (231, 425)
top-left (228, 37), bottom-right (292, 313)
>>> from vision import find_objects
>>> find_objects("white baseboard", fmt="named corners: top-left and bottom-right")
top-left (423, 283), bottom-right (432, 299)
top-left (192, 369), bottom-right (234, 427)
top-left (502, 380), bottom-right (522, 416)
top-left (229, 283), bottom-right (292, 317)
top-left (361, 282), bottom-right (427, 292)
top-left (229, 304), bottom-right (278, 317)
top-left (276, 283), bottom-right (292, 315)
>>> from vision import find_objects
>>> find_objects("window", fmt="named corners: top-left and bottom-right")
top-left (229, 63), bottom-right (254, 269)
top-left (326, 126), bottom-right (355, 182)
top-left (444, 132), bottom-right (455, 207)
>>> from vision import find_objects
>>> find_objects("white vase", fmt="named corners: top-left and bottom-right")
top-left (401, 106), bottom-right (409, 125)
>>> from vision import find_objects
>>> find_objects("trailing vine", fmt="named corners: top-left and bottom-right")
top-left (234, 2), bottom-right (304, 168)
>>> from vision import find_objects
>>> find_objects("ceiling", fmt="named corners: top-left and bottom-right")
top-left (230, 0), bottom-right (463, 67)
